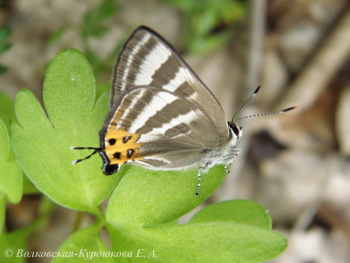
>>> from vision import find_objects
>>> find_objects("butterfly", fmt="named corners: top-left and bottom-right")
top-left (71, 26), bottom-right (296, 196)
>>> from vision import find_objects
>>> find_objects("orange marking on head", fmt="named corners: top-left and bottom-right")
top-left (104, 128), bottom-right (144, 165)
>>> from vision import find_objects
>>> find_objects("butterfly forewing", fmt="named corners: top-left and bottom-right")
top-left (110, 26), bottom-right (229, 143)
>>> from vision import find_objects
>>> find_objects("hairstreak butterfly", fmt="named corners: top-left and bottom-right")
top-left (71, 26), bottom-right (296, 196)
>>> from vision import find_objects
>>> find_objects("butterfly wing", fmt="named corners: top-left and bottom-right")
top-left (110, 26), bottom-right (229, 143)
top-left (100, 86), bottom-right (223, 169)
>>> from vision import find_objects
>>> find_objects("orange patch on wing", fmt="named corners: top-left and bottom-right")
top-left (104, 125), bottom-right (144, 165)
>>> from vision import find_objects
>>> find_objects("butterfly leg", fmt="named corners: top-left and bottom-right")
top-left (223, 150), bottom-right (241, 173)
top-left (225, 159), bottom-right (234, 173)
top-left (196, 162), bottom-right (212, 196)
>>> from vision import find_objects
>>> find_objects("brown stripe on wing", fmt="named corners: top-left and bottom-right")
top-left (149, 52), bottom-right (180, 87)
top-left (172, 81), bottom-right (196, 98)
top-left (119, 87), bottom-right (154, 130)
top-left (112, 30), bottom-right (158, 99)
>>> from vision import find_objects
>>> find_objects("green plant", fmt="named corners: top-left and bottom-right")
top-left (0, 49), bottom-right (287, 262)
top-left (0, 25), bottom-right (12, 74)
top-left (163, 0), bottom-right (247, 54)
top-left (49, 0), bottom-right (120, 80)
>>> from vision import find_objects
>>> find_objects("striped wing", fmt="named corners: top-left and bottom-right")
top-left (110, 26), bottom-right (229, 143)
top-left (100, 86), bottom-right (222, 169)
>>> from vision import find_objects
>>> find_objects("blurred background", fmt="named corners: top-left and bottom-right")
top-left (1, 0), bottom-right (350, 262)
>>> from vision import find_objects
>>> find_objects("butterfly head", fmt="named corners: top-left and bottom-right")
top-left (98, 150), bottom-right (119, 175)
top-left (228, 121), bottom-right (243, 141)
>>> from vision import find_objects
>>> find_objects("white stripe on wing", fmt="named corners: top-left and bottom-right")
top-left (134, 43), bottom-right (172, 86)
top-left (120, 33), bottom-right (151, 90)
top-left (128, 91), bottom-right (177, 133)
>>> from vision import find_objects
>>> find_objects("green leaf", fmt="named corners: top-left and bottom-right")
top-left (0, 119), bottom-right (22, 204)
top-left (0, 91), bottom-right (35, 194)
top-left (188, 200), bottom-right (272, 229)
top-left (107, 220), bottom-right (287, 263)
top-left (0, 64), bottom-right (8, 74)
top-left (0, 26), bottom-right (11, 55)
top-left (81, 0), bottom-right (118, 39)
top-left (164, 0), bottom-right (248, 55)
top-left (0, 91), bottom-right (16, 128)
top-left (0, 193), bottom-right (5, 235)
top-left (0, 90), bottom-right (17, 161)
top-left (47, 26), bottom-right (69, 44)
top-left (188, 32), bottom-right (231, 55)
top-left (0, 227), bottom-right (31, 263)
top-left (106, 173), bottom-right (287, 262)
top-left (53, 222), bottom-right (113, 263)
top-left (106, 165), bottom-right (227, 226)
top-left (0, 26), bottom-right (11, 43)
top-left (107, 199), bottom-right (287, 262)
top-left (96, 83), bottom-right (110, 103)
top-left (22, 175), bottom-right (39, 194)
top-left (95, 0), bottom-right (118, 20)
top-left (10, 49), bottom-right (119, 213)
top-left (0, 42), bottom-right (11, 54)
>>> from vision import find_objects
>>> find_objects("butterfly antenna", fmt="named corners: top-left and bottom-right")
top-left (231, 85), bottom-right (261, 122)
top-left (70, 147), bottom-right (102, 165)
top-left (234, 106), bottom-right (297, 124)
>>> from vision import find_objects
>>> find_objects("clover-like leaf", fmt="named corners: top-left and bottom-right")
top-left (0, 91), bottom-right (16, 128)
top-left (0, 118), bottom-right (22, 204)
top-left (106, 164), bottom-right (227, 227)
top-left (106, 171), bottom-right (286, 262)
top-left (10, 49), bottom-right (120, 213)
top-left (0, 91), bottom-right (36, 194)
top-left (53, 222), bottom-right (113, 263)
top-left (188, 199), bottom-right (272, 229)
top-left (107, 199), bottom-right (287, 262)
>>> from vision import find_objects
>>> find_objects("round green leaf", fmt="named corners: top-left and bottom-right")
top-left (189, 199), bottom-right (272, 229)
top-left (10, 49), bottom-right (119, 213)
top-left (106, 164), bottom-right (227, 227)
top-left (107, 220), bottom-right (287, 263)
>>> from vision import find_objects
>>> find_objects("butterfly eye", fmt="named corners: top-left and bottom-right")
top-left (229, 122), bottom-right (241, 138)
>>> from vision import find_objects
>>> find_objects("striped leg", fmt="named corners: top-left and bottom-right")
top-left (225, 160), bottom-right (233, 173)
top-left (223, 152), bottom-right (240, 173)
top-left (196, 162), bottom-right (211, 196)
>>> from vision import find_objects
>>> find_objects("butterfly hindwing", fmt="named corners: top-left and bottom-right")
top-left (101, 86), bottom-right (222, 169)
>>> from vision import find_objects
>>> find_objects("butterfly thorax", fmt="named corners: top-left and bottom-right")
top-left (200, 123), bottom-right (242, 170)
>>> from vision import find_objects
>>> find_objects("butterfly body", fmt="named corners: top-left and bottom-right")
top-left (98, 85), bottom-right (242, 175)
top-left (72, 26), bottom-right (296, 196)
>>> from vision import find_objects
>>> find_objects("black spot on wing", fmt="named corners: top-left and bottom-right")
top-left (127, 149), bottom-right (135, 158)
top-left (109, 139), bottom-right (116, 145)
top-left (123, 136), bottom-right (132, 144)
top-left (113, 152), bottom-right (121, 160)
